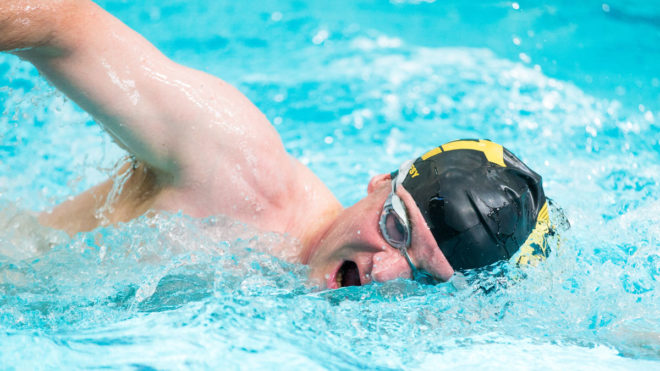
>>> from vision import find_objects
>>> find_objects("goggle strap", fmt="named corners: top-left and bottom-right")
top-left (390, 196), bottom-right (409, 230)
top-left (401, 248), bottom-right (417, 272)
top-left (396, 160), bottom-right (414, 188)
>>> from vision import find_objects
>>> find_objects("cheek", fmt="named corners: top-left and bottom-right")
top-left (370, 249), bottom-right (410, 282)
top-left (336, 210), bottom-right (382, 247)
top-left (311, 219), bottom-right (377, 261)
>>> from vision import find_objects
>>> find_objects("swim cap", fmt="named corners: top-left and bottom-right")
top-left (399, 139), bottom-right (547, 271)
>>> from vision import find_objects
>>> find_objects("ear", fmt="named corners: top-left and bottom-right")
top-left (367, 173), bottom-right (391, 194)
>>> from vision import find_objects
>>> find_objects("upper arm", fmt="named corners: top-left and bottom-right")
top-left (13, 0), bottom-right (286, 183)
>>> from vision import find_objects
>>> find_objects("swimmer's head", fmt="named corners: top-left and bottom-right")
top-left (304, 138), bottom-right (549, 289)
top-left (395, 139), bottom-right (547, 271)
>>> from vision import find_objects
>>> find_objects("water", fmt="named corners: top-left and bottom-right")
top-left (1, 0), bottom-right (659, 368)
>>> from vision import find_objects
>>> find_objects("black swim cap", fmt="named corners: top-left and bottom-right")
top-left (399, 139), bottom-right (547, 271)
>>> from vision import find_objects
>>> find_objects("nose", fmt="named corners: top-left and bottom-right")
top-left (370, 247), bottom-right (412, 282)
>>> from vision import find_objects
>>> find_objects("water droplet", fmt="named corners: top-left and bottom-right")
top-left (312, 30), bottom-right (329, 45)
top-left (519, 52), bottom-right (531, 64)
top-left (644, 111), bottom-right (654, 123)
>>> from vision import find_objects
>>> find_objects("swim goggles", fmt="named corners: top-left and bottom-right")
top-left (379, 160), bottom-right (437, 284)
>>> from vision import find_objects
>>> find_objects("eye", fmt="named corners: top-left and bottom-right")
top-left (384, 211), bottom-right (408, 245)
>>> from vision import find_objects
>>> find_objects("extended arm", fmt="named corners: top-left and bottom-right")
top-left (1, 0), bottom-right (286, 185)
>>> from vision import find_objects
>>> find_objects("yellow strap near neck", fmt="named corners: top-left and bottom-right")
top-left (516, 201), bottom-right (551, 266)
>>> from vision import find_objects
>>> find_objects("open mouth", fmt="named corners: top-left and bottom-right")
top-left (336, 260), bottom-right (361, 287)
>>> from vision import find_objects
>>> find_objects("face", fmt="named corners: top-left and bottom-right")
top-left (303, 174), bottom-right (455, 289)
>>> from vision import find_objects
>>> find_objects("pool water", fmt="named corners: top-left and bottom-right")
top-left (1, 0), bottom-right (659, 368)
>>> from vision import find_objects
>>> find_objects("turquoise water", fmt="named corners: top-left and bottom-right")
top-left (1, 0), bottom-right (659, 368)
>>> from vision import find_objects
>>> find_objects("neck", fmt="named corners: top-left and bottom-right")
top-left (283, 160), bottom-right (343, 265)
top-left (294, 198), bottom-right (343, 264)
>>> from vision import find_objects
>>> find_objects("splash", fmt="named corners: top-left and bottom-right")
top-left (0, 209), bottom-right (306, 330)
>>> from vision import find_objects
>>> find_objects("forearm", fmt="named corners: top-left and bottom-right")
top-left (1, 0), bottom-right (188, 175)
top-left (0, 0), bottom-right (75, 54)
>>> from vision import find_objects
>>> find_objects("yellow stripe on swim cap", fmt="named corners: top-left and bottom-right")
top-left (516, 201), bottom-right (551, 267)
top-left (420, 147), bottom-right (443, 161)
top-left (421, 139), bottom-right (506, 167)
top-left (442, 139), bottom-right (506, 167)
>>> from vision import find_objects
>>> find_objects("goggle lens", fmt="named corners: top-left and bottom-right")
top-left (383, 208), bottom-right (408, 248)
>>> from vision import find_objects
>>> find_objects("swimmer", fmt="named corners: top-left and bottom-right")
top-left (0, 0), bottom-right (547, 289)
